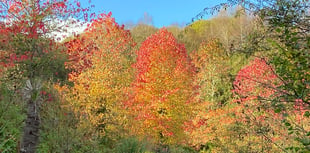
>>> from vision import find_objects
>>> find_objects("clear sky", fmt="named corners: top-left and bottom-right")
top-left (85, 0), bottom-right (226, 27)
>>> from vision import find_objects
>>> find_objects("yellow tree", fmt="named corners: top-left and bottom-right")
top-left (61, 12), bottom-right (136, 143)
top-left (188, 40), bottom-right (238, 151)
top-left (190, 39), bottom-right (230, 104)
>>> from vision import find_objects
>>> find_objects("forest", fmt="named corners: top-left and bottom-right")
top-left (0, 0), bottom-right (309, 152)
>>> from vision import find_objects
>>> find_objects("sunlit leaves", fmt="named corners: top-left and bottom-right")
top-left (233, 58), bottom-right (280, 102)
top-left (233, 57), bottom-right (310, 151)
top-left (127, 28), bottom-right (194, 144)
top-left (190, 39), bottom-right (230, 104)
top-left (61, 13), bottom-right (136, 143)
top-left (187, 39), bottom-right (237, 151)
top-left (0, 0), bottom-right (93, 82)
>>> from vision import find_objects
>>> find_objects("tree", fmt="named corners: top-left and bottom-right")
top-left (233, 58), bottom-right (280, 102)
top-left (179, 20), bottom-right (210, 53)
top-left (138, 12), bottom-right (154, 25)
top-left (180, 9), bottom-right (254, 54)
top-left (188, 101), bottom-right (239, 152)
top-left (166, 25), bottom-right (182, 38)
top-left (130, 24), bottom-right (158, 47)
top-left (233, 58), bottom-right (309, 152)
top-left (251, 2), bottom-right (310, 150)
top-left (262, 0), bottom-right (310, 107)
top-left (127, 28), bottom-right (195, 144)
top-left (195, 0), bottom-right (309, 106)
top-left (190, 39), bottom-right (231, 104)
top-left (196, 0), bottom-right (310, 150)
top-left (0, 0), bottom-right (90, 152)
top-left (61, 12), bottom-right (136, 147)
top-left (188, 40), bottom-right (238, 152)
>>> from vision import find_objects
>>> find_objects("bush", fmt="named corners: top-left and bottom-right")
top-left (37, 83), bottom-right (103, 153)
top-left (114, 137), bottom-right (150, 153)
top-left (0, 83), bottom-right (25, 153)
top-left (152, 144), bottom-right (197, 153)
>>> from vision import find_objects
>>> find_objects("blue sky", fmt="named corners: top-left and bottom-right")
top-left (85, 0), bottom-right (226, 27)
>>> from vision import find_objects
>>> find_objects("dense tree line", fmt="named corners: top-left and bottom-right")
top-left (0, 0), bottom-right (309, 152)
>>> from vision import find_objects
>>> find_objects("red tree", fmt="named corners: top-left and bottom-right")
top-left (0, 0), bottom-right (92, 152)
top-left (127, 28), bottom-right (195, 144)
top-left (233, 58), bottom-right (280, 101)
top-left (233, 58), bottom-right (309, 151)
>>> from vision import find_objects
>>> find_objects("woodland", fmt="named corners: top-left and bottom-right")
top-left (0, 0), bottom-right (309, 153)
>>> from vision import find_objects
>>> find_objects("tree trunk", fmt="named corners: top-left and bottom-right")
top-left (20, 79), bottom-right (42, 153)
top-left (20, 99), bottom-right (40, 153)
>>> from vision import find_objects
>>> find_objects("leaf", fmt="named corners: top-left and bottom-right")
top-left (288, 131), bottom-right (294, 135)
top-left (285, 122), bottom-right (291, 127)
top-left (304, 111), bottom-right (310, 118)
top-left (300, 138), bottom-right (310, 146)
top-left (274, 108), bottom-right (281, 113)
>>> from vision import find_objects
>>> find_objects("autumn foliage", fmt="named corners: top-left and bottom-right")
top-left (190, 39), bottom-right (230, 104)
top-left (60, 12), bottom-right (136, 142)
top-left (232, 58), bottom-right (310, 151)
top-left (0, 0), bottom-right (309, 152)
top-left (0, 0), bottom-right (89, 79)
top-left (187, 40), bottom-right (235, 150)
top-left (233, 58), bottom-right (280, 102)
top-left (126, 28), bottom-right (195, 144)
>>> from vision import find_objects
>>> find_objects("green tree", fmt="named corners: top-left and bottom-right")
top-left (130, 24), bottom-right (158, 47)
top-left (180, 8), bottom-right (253, 54)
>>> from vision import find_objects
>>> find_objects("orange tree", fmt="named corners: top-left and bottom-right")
top-left (126, 28), bottom-right (195, 144)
